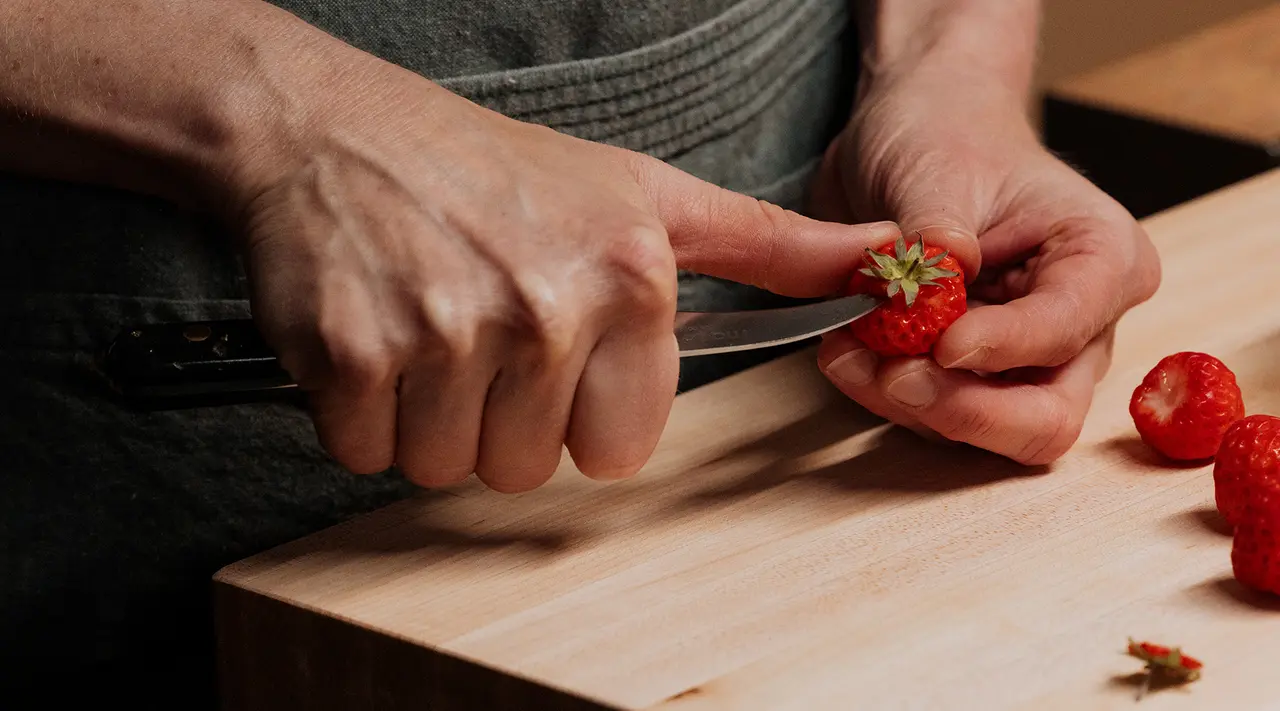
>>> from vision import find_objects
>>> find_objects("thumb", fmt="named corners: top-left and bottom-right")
top-left (879, 186), bottom-right (984, 282)
top-left (631, 155), bottom-right (903, 298)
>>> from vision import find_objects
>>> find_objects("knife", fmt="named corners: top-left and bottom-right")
top-left (97, 293), bottom-right (880, 406)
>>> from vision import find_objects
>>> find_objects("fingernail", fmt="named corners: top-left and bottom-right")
top-left (886, 368), bottom-right (937, 408)
top-left (913, 224), bottom-right (977, 241)
top-left (826, 349), bottom-right (878, 386)
top-left (941, 346), bottom-right (989, 370)
top-left (865, 220), bottom-right (900, 236)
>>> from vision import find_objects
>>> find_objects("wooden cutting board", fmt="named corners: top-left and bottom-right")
top-left (215, 169), bottom-right (1280, 711)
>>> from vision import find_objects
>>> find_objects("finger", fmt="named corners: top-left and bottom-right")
top-left (395, 356), bottom-right (495, 489)
top-left (565, 325), bottom-right (680, 482)
top-left (870, 162), bottom-right (985, 247)
top-left (806, 139), bottom-right (857, 225)
top-left (245, 234), bottom-right (400, 475)
top-left (901, 225), bottom-right (983, 283)
top-left (473, 340), bottom-right (589, 494)
top-left (275, 302), bottom-right (401, 476)
top-left (308, 387), bottom-right (398, 474)
top-left (837, 147), bottom-right (986, 283)
top-left (816, 327), bottom-right (931, 437)
top-left (302, 342), bottom-right (400, 475)
top-left (629, 155), bottom-right (910, 298)
top-left (865, 173), bottom-right (985, 276)
top-left (830, 333), bottom-right (1111, 465)
top-left (933, 220), bottom-right (1156, 372)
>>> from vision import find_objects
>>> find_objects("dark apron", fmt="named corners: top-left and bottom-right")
top-left (0, 0), bottom-right (857, 705)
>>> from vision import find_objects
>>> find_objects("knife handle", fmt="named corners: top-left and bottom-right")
top-left (98, 319), bottom-right (297, 407)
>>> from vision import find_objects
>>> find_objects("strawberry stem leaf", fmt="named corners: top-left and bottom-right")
top-left (859, 235), bottom-right (957, 308)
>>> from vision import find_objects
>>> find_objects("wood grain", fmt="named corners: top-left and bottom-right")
top-left (216, 169), bottom-right (1280, 710)
top-left (1048, 3), bottom-right (1280, 147)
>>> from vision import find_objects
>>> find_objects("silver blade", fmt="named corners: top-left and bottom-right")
top-left (674, 293), bottom-right (881, 357)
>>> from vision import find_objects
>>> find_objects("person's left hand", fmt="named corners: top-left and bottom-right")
top-left (808, 68), bottom-right (1162, 465)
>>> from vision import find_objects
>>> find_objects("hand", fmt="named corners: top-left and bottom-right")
top-left (227, 50), bottom-right (901, 493)
top-left (808, 69), bottom-right (1161, 464)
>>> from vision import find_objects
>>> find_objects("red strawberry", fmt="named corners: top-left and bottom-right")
top-left (845, 234), bottom-right (965, 356)
top-left (1128, 352), bottom-right (1244, 461)
top-left (1230, 485), bottom-right (1280, 594)
top-left (1214, 414), bottom-right (1280, 527)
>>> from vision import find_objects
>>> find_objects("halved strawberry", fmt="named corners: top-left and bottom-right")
top-left (1129, 352), bottom-right (1244, 461)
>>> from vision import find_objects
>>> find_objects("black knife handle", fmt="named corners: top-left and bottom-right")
top-left (99, 319), bottom-right (297, 406)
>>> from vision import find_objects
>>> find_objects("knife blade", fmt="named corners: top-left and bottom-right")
top-left (97, 293), bottom-right (880, 405)
top-left (672, 293), bottom-right (880, 356)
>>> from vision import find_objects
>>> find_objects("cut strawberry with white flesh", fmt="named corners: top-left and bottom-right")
top-left (1129, 352), bottom-right (1244, 461)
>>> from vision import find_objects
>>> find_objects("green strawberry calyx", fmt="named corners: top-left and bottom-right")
top-left (1125, 637), bottom-right (1203, 701)
top-left (859, 235), bottom-right (958, 307)
top-left (1126, 638), bottom-right (1201, 679)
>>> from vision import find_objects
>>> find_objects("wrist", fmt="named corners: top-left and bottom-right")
top-left (189, 11), bottom-right (382, 217)
top-left (0, 1), bottom-right (380, 218)
top-left (212, 28), bottom-right (463, 229)
top-left (857, 0), bottom-right (1040, 110)
top-left (856, 58), bottom-right (1037, 136)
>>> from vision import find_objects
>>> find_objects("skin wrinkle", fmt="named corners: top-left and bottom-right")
top-left (749, 198), bottom-right (787, 292)
top-left (1018, 398), bottom-right (1070, 464)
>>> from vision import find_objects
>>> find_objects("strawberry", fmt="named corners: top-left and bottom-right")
top-left (1230, 485), bottom-right (1280, 594)
top-left (1128, 352), bottom-right (1244, 461)
top-left (844, 234), bottom-right (965, 357)
top-left (1125, 638), bottom-right (1203, 699)
top-left (1214, 414), bottom-right (1280, 527)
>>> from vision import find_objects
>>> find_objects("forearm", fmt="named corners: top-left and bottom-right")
top-left (855, 0), bottom-right (1041, 105)
top-left (0, 0), bottom-right (347, 212)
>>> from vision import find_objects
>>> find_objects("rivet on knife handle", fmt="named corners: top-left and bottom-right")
top-left (98, 319), bottom-right (296, 403)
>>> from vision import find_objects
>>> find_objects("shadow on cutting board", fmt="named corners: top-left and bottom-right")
top-left (1107, 670), bottom-right (1197, 699)
top-left (1193, 576), bottom-right (1280, 613)
top-left (1176, 505), bottom-right (1234, 537)
top-left (255, 380), bottom-right (1059, 562)
top-left (1102, 435), bottom-right (1213, 469)
top-left (231, 487), bottom-right (595, 571)
top-left (682, 415), bottom-right (1050, 507)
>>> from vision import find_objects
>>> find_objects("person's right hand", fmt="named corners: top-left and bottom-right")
top-left (226, 51), bottom-right (901, 493)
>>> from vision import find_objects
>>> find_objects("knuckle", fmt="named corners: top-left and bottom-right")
top-left (1133, 238), bottom-right (1163, 304)
top-left (1047, 330), bottom-right (1091, 367)
top-left (417, 293), bottom-right (483, 368)
top-left (937, 406), bottom-right (1002, 445)
top-left (751, 196), bottom-right (794, 236)
top-left (1034, 291), bottom-right (1092, 366)
top-left (604, 222), bottom-right (677, 317)
top-left (317, 330), bottom-right (397, 392)
top-left (1014, 405), bottom-right (1083, 465)
top-left (510, 277), bottom-right (580, 361)
top-left (739, 197), bottom-right (799, 290)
